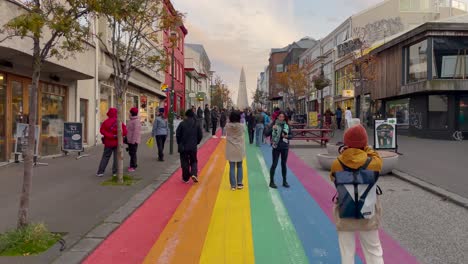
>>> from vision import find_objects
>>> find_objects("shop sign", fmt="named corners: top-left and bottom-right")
top-left (14, 123), bottom-right (39, 156)
top-left (308, 111), bottom-right (318, 127)
top-left (342, 89), bottom-right (354, 97)
top-left (374, 118), bottom-right (397, 150)
top-left (189, 92), bottom-right (196, 98)
top-left (196, 92), bottom-right (206, 101)
top-left (337, 38), bottom-right (362, 57)
top-left (309, 91), bottom-right (317, 101)
top-left (62, 122), bottom-right (83, 152)
top-left (161, 84), bottom-right (168, 92)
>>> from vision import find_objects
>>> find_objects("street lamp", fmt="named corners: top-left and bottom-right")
top-left (317, 55), bottom-right (327, 128)
top-left (169, 31), bottom-right (177, 155)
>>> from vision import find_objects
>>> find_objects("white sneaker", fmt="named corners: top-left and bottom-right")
top-left (212, 136), bottom-right (218, 139)
top-left (221, 136), bottom-right (226, 139)
top-left (96, 173), bottom-right (104, 177)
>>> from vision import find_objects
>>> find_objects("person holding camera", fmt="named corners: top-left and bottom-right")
top-left (268, 112), bottom-right (291, 189)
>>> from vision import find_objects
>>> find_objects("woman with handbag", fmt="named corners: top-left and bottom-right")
top-left (268, 112), bottom-right (291, 189)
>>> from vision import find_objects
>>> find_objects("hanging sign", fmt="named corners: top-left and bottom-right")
top-left (374, 118), bottom-right (397, 150)
top-left (342, 89), bottom-right (355, 97)
top-left (62, 122), bottom-right (84, 152)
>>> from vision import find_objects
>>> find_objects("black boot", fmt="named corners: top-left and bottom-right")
top-left (282, 176), bottom-right (290, 188)
top-left (269, 175), bottom-right (277, 189)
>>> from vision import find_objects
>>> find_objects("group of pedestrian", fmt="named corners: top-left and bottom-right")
top-left (96, 104), bottom-right (383, 264)
top-left (325, 106), bottom-right (353, 130)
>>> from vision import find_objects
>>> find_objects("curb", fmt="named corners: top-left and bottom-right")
top-left (391, 169), bottom-right (468, 210)
top-left (51, 134), bottom-right (213, 264)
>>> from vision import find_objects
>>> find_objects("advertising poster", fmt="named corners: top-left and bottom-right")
top-left (14, 123), bottom-right (39, 156)
top-left (374, 118), bottom-right (397, 150)
top-left (308, 111), bottom-right (318, 127)
top-left (63, 122), bottom-right (83, 152)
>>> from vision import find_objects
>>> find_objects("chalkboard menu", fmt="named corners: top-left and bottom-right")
top-left (63, 122), bottom-right (83, 152)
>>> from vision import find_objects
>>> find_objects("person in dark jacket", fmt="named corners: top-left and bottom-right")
top-left (97, 108), bottom-right (128, 177)
top-left (211, 106), bottom-right (219, 138)
top-left (204, 104), bottom-right (211, 133)
top-left (176, 109), bottom-right (203, 183)
top-left (197, 106), bottom-right (204, 126)
top-left (246, 111), bottom-right (256, 144)
top-left (220, 108), bottom-right (227, 138)
top-left (268, 111), bottom-right (292, 188)
top-left (336, 107), bottom-right (343, 130)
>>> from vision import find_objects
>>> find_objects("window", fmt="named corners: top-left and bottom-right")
top-left (433, 37), bottom-right (468, 79)
top-left (407, 40), bottom-right (428, 83)
top-left (428, 95), bottom-right (448, 129)
top-left (336, 29), bottom-right (349, 46)
top-left (335, 65), bottom-right (353, 96)
top-left (385, 98), bottom-right (410, 128)
top-left (400, 0), bottom-right (433, 12)
top-left (322, 40), bottom-right (334, 53)
top-left (460, 96), bottom-right (468, 130)
top-left (41, 85), bottom-right (67, 156)
top-left (276, 64), bottom-right (283, 73)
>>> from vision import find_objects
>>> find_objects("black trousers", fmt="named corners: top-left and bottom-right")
top-left (180, 150), bottom-right (198, 181)
top-left (128, 143), bottom-right (138, 168)
top-left (205, 118), bottom-right (210, 132)
top-left (248, 129), bottom-right (254, 144)
top-left (337, 118), bottom-right (342, 129)
top-left (212, 122), bottom-right (218, 136)
top-left (97, 147), bottom-right (117, 174)
top-left (155, 135), bottom-right (167, 160)
top-left (270, 148), bottom-right (289, 183)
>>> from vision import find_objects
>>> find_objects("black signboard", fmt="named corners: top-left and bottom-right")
top-left (63, 122), bottom-right (83, 152)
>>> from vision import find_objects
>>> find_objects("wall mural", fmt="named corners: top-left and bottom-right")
top-left (353, 17), bottom-right (404, 45)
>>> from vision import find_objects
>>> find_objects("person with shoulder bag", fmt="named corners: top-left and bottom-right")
top-left (330, 124), bottom-right (384, 264)
top-left (269, 111), bottom-right (292, 189)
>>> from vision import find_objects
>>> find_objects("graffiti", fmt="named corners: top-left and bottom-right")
top-left (409, 108), bottom-right (423, 130)
top-left (453, 131), bottom-right (464, 141)
top-left (353, 17), bottom-right (404, 45)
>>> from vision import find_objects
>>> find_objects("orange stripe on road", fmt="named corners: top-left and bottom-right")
top-left (142, 140), bottom-right (226, 264)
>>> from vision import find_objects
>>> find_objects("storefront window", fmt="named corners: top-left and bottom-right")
top-left (335, 65), bottom-right (354, 96)
top-left (460, 97), bottom-right (468, 131)
top-left (433, 37), bottom-right (468, 79)
top-left (0, 74), bottom-right (6, 161)
top-left (407, 40), bottom-right (428, 83)
top-left (385, 98), bottom-right (410, 129)
top-left (41, 85), bottom-right (66, 156)
top-left (428, 95), bottom-right (448, 129)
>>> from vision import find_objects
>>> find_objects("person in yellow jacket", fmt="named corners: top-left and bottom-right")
top-left (330, 124), bottom-right (384, 264)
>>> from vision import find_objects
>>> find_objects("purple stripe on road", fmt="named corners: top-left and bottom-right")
top-left (287, 150), bottom-right (420, 264)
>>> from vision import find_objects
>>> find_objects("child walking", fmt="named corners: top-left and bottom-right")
top-left (225, 110), bottom-right (245, 190)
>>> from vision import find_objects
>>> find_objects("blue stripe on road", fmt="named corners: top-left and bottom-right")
top-left (259, 144), bottom-right (363, 264)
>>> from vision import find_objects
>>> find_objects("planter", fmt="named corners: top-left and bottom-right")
top-left (317, 153), bottom-right (336, 171)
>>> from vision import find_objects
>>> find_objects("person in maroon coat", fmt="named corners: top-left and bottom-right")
top-left (96, 108), bottom-right (128, 177)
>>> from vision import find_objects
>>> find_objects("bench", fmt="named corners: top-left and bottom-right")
top-left (290, 129), bottom-right (332, 146)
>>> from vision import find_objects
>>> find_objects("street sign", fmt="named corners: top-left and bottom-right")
top-left (62, 122), bottom-right (84, 152)
top-left (374, 118), bottom-right (397, 150)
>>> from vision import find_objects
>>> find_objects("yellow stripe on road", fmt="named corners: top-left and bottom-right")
top-left (199, 160), bottom-right (255, 264)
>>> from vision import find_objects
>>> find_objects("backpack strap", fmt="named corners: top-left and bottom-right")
top-left (338, 156), bottom-right (373, 171)
top-left (361, 157), bottom-right (373, 170)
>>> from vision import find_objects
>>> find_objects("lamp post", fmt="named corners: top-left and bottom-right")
top-left (317, 55), bottom-right (327, 128)
top-left (169, 31), bottom-right (177, 155)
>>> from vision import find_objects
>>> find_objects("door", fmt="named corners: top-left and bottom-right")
top-left (80, 99), bottom-right (88, 143)
top-left (0, 73), bottom-right (6, 161)
top-left (8, 76), bottom-right (30, 160)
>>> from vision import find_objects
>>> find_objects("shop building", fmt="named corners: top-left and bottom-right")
top-left (369, 17), bottom-right (468, 139)
top-left (184, 44), bottom-right (212, 109)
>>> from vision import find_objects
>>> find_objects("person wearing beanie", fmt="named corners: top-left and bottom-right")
top-left (176, 109), bottom-right (203, 183)
top-left (152, 108), bottom-right (168, 161)
top-left (330, 124), bottom-right (384, 264)
top-left (126, 107), bottom-right (141, 172)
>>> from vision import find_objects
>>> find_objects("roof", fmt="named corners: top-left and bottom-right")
top-left (271, 37), bottom-right (317, 54)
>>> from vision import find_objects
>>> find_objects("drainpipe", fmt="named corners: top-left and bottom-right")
top-left (94, 17), bottom-right (100, 146)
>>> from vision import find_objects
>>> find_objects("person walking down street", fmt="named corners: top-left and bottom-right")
top-left (152, 108), bottom-right (168, 162)
top-left (225, 111), bottom-right (246, 191)
top-left (197, 106), bottom-right (204, 126)
top-left (336, 107), bottom-right (343, 130)
top-left (241, 111), bottom-right (246, 124)
top-left (330, 124), bottom-right (384, 264)
top-left (204, 104), bottom-right (211, 133)
top-left (220, 109), bottom-right (227, 138)
top-left (345, 107), bottom-right (353, 129)
top-left (246, 111), bottom-right (256, 144)
top-left (263, 111), bottom-right (271, 144)
top-left (126, 107), bottom-right (141, 172)
top-left (255, 109), bottom-right (265, 147)
top-left (97, 108), bottom-right (128, 177)
top-left (268, 112), bottom-right (291, 188)
top-left (211, 106), bottom-right (219, 138)
top-left (176, 109), bottom-right (203, 183)
top-left (325, 109), bottom-right (334, 128)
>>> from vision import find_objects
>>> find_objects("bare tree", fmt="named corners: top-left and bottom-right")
top-left (95, 0), bottom-right (183, 183)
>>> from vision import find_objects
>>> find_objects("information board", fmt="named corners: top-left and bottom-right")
top-left (14, 123), bottom-right (39, 156)
top-left (374, 118), bottom-right (397, 150)
top-left (62, 122), bottom-right (83, 152)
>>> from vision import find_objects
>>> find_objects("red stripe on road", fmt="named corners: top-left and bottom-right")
top-left (287, 150), bottom-right (420, 264)
top-left (83, 135), bottom-right (221, 264)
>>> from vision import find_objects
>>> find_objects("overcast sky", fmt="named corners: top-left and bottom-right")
top-left (174, 0), bottom-right (383, 105)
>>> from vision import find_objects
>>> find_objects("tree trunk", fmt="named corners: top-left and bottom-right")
top-left (17, 39), bottom-right (41, 229)
top-left (116, 94), bottom-right (124, 184)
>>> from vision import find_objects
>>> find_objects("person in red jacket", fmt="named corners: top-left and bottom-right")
top-left (96, 108), bottom-right (127, 177)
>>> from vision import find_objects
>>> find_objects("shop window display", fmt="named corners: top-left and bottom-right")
top-left (433, 37), bottom-right (468, 79)
top-left (407, 40), bottom-right (428, 83)
top-left (385, 98), bottom-right (410, 129)
top-left (41, 85), bottom-right (66, 156)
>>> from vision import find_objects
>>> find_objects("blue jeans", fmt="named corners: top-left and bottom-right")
top-left (255, 124), bottom-right (264, 146)
top-left (229, 161), bottom-right (243, 188)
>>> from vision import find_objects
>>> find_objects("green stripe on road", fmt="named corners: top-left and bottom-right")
top-left (246, 140), bottom-right (308, 264)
